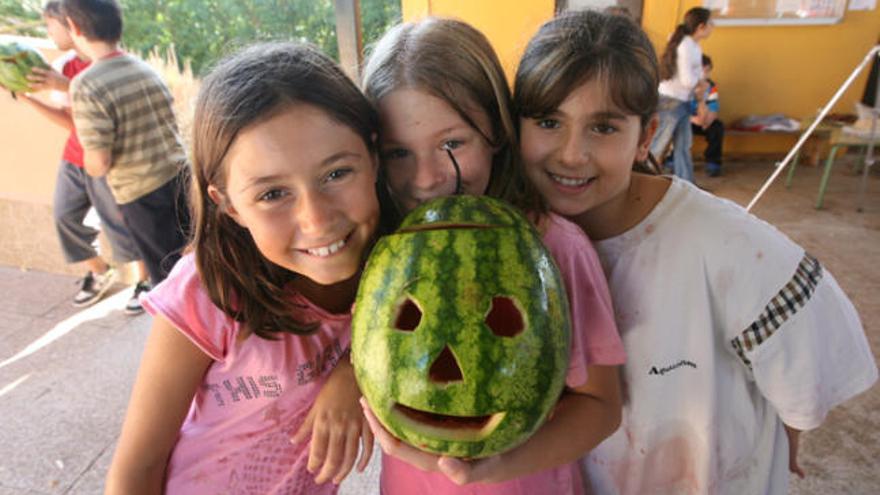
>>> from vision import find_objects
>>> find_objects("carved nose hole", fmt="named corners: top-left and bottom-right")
top-left (485, 296), bottom-right (523, 337)
top-left (395, 298), bottom-right (421, 331)
top-left (429, 345), bottom-right (463, 384)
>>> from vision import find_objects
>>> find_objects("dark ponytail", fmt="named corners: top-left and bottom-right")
top-left (659, 7), bottom-right (711, 80)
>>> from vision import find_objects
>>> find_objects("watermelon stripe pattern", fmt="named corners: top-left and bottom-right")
top-left (353, 196), bottom-right (571, 458)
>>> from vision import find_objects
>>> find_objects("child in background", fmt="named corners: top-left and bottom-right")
top-left (104, 42), bottom-right (383, 494)
top-left (650, 7), bottom-right (714, 182)
top-left (20, 1), bottom-right (147, 313)
top-left (690, 54), bottom-right (724, 177)
top-left (63, 0), bottom-right (189, 291)
top-left (359, 17), bottom-right (625, 495)
top-left (514, 10), bottom-right (877, 494)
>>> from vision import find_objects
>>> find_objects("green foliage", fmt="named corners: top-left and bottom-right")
top-left (361, 0), bottom-right (401, 52)
top-left (1, 0), bottom-right (400, 76)
top-left (120, 0), bottom-right (400, 76)
top-left (0, 0), bottom-right (44, 37)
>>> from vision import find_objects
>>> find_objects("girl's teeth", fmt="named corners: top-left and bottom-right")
top-left (550, 173), bottom-right (590, 187)
top-left (307, 238), bottom-right (346, 257)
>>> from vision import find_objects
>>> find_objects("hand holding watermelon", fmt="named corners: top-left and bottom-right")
top-left (360, 397), bottom-right (502, 484)
top-left (0, 41), bottom-right (51, 96)
top-left (25, 66), bottom-right (69, 93)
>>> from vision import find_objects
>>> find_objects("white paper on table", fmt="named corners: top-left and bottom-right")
top-left (702, 0), bottom-right (727, 9)
top-left (848, 0), bottom-right (876, 11)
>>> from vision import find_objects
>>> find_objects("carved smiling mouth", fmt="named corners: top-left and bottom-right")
top-left (391, 403), bottom-right (506, 441)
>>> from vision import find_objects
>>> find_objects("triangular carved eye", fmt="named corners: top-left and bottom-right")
top-left (395, 297), bottom-right (421, 332)
top-left (485, 296), bottom-right (523, 337)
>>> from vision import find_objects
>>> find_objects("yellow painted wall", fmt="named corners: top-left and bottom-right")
top-left (644, 1), bottom-right (879, 155)
top-left (401, 0), bottom-right (555, 82)
top-left (403, 0), bottom-right (879, 156)
top-left (643, 1), bottom-right (879, 123)
top-left (0, 38), bottom-right (68, 204)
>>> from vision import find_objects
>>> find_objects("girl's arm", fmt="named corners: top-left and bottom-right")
top-left (291, 354), bottom-right (374, 485)
top-left (104, 315), bottom-right (213, 495)
top-left (363, 363), bottom-right (622, 485)
top-left (784, 424), bottom-right (805, 479)
top-left (677, 41), bottom-right (702, 90)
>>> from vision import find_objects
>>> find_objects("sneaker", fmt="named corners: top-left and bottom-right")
top-left (125, 281), bottom-right (152, 316)
top-left (73, 268), bottom-right (118, 307)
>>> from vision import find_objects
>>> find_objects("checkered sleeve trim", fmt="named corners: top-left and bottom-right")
top-left (731, 253), bottom-right (823, 368)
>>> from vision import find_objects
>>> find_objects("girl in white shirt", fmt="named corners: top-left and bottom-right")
top-left (515, 10), bottom-right (877, 494)
top-left (650, 7), bottom-right (714, 182)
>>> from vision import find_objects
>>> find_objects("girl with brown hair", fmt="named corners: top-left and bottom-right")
top-left (515, 10), bottom-right (875, 493)
top-left (359, 17), bottom-right (625, 495)
top-left (105, 41), bottom-right (386, 494)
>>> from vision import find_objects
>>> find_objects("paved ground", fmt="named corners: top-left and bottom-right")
top-left (0, 156), bottom-right (877, 494)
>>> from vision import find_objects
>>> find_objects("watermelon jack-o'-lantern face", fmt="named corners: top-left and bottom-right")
top-left (352, 195), bottom-right (570, 458)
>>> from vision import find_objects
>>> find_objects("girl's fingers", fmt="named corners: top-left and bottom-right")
top-left (314, 426), bottom-right (345, 484)
top-left (359, 398), bottom-right (436, 470)
top-left (359, 398), bottom-right (391, 450)
top-left (331, 424), bottom-right (361, 484)
top-left (437, 456), bottom-right (470, 485)
top-left (290, 412), bottom-right (314, 444)
top-left (356, 419), bottom-right (374, 472)
top-left (307, 422), bottom-right (330, 474)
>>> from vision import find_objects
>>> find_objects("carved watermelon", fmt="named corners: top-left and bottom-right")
top-left (0, 41), bottom-right (50, 94)
top-left (352, 195), bottom-right (571, 458)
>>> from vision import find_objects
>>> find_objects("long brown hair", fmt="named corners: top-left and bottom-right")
top-left (362, 17), bottom-right (544, 217)
top-left (514, 10), bottom-right (660, 173)
top-left (190, 41), bottom-right (381, 338)
top-left (659, 7), bottom-right (711, 81)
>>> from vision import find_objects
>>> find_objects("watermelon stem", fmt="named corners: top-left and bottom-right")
top-left (445, 148), bottom-right (463, 195)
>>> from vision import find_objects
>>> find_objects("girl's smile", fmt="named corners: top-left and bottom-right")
top-left (297, 232), bottom-right (350, 258)
top-left (546, 171), bottom-right (597, 190)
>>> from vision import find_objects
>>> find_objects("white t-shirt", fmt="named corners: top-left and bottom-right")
top-left (658, 36), bottom-right (703, 102)
top-left (581, 177), bottom-right (877, 495)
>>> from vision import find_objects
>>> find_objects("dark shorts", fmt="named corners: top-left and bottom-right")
top-left (118, 170), bottom-right (191, 284)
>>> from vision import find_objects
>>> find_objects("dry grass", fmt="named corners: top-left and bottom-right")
top-left (144, 45), bottom-right (199, 153)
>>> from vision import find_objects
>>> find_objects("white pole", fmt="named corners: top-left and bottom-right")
top-left (856, 91), bottom-right (879, 213)
top-left (746, 46), bottom-right (880, 212)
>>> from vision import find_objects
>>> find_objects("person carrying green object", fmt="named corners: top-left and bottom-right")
top-left (0, 41), bottom-right (50, 95)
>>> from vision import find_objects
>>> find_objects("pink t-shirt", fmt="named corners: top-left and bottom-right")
top-left (142, 254), bottom-right (351, 495)
top-left (381, 213), bottom-right (625, 495)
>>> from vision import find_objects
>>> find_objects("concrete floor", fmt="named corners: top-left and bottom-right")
top-left (0, 155), bottom-right (876, 494)
top-left (705, 157), bottom-right (880, 495)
